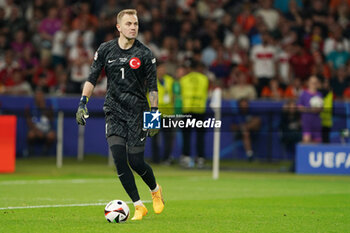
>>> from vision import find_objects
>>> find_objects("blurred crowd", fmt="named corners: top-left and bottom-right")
top-left (0, 0), bottom-right (350, 101)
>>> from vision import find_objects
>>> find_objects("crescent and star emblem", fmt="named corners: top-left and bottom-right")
top-left (129, 57), bottom-right (141, 69)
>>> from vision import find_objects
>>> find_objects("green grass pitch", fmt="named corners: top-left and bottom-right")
top-left (0, 156), bottom-right (349, 233)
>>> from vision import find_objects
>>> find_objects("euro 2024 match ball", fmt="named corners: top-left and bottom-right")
top-left (104, 200), bottom-right (130, 223)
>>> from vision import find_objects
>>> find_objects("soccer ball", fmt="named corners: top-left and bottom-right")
top-left (104, 200), bottom-right (130, 223)
top-left (309, 96), bottom-right (323, 108)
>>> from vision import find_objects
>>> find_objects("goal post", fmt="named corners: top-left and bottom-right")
top-left (56, 111), bottom-right (64, 168)
top-left (210, 88), bottom-right (222, 180)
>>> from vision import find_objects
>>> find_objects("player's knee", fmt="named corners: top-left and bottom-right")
top-left (128, 146), bottom-right (144, 154)
top-left (110, 144), bottom-right (127, 169)
top-left (108, 136), bottom-right (127, 163)
top-left (128, 151), bottom-right (147, 175)
top-left (107, 135), bottom-right (126, 147)
top-left (128, 155), bottom-right (143, 173)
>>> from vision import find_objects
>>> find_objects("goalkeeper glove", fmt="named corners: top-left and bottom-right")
top-left (148, 107), bottom-right (160, 137)
top-left (76, 96), bottom-right (89, 126)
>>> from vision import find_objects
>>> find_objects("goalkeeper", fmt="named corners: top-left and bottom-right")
top-left (76, 9), bottom-right (164, 221)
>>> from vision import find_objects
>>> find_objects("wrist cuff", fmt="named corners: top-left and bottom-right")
top-left (80, 96), bottom-right (89, 105)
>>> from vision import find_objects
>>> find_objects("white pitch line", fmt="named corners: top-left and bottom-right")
top-left (0, 179), bottom-right (115, 185)
top-left (0, 200), bottom-right (152, 210)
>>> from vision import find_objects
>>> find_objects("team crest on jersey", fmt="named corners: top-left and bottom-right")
top-left (129, 57), bottom-right (141, 69)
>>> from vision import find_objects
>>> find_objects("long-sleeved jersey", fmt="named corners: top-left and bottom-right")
top-left (88, 38), bottom-right (157, 115)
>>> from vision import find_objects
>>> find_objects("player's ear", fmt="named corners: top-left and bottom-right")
top-left (116, 24), bottom-right (121, 32)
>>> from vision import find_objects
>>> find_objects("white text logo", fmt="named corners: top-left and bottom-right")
top-left (309, 152), bottom-right (350, 168)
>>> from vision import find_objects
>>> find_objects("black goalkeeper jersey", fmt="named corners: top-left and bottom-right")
top-left (88, 38), bottom-right (157, 115)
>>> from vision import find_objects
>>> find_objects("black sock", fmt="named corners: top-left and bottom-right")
top-left (110, 144), bottom-right (140, 202)
top-left (128, 148), bottom-right (157, 191)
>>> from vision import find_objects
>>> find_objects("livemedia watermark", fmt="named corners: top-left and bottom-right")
top-left (143, 111), bottom-right (221, 129)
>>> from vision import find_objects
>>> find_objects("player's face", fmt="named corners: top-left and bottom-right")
top-left (117, 14), bottom-right (139, 40)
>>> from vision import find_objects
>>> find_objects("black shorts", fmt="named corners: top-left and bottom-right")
top-left (105, 111), bottom-right (147, 147)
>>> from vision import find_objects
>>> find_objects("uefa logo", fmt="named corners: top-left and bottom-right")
top-left (143, 110), bottom-right (161, 129)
